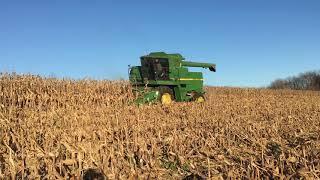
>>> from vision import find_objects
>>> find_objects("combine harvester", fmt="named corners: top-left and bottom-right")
top-left (129, 52), bottom-right (216, 104)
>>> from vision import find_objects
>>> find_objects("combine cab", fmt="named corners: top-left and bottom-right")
top-left (129, 52), bottom-right (216, 104)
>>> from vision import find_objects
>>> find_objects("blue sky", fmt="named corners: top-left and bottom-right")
top-left (0, 0), bottom-right (319, 87)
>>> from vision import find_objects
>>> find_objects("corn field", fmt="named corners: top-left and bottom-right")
top-left (0, 74), bottom-right (320, 179)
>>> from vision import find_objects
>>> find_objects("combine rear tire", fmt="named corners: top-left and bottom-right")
top-left (193, 93), bottom-right (205, 103)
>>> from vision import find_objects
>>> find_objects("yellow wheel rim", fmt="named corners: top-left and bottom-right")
top-left (196, 96), bottom-right (205, 103)
top-left (161, 93), bottom-right (172, 105)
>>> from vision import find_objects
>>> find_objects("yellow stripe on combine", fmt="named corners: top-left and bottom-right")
top-left (179, 78), bottom-right (203, 81)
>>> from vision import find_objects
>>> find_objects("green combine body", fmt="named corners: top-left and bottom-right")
top-left (129, 52), bottom-right (216, 104)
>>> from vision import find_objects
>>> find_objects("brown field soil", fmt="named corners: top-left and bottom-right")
top-left (1, 74), bottom-right (320, 179)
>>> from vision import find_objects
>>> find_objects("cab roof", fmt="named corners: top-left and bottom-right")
top-left (141, 52), bottom-right (185, 60)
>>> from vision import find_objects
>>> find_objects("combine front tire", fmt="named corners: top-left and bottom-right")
top-left (157, 86), bottom-right (174, 105)
top-left (161, 93), bottom-right (173, 105)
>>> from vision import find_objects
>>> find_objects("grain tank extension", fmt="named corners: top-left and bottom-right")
top-left (129, 52), bottom-right (216, 104)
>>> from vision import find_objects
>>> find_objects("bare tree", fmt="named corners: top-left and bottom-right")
top-left (269, 70), bottom-right (320, 91)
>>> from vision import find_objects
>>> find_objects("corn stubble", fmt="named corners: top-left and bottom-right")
top-left (0, 74), bottom-right (320, 179)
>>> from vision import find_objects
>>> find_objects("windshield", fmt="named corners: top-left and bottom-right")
top-left (141, 58), bottom-right (169, 80)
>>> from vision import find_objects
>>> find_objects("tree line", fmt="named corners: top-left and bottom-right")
top-left (269, 71), bottom-right (320, 90)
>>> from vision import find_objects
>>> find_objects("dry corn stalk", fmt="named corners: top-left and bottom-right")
top-left (0, 74), bottom-right (320, 179)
